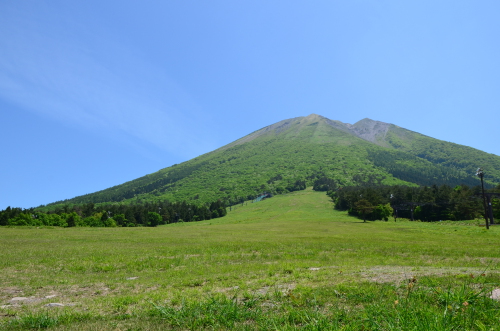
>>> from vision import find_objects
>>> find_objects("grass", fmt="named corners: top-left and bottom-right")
top-left (1, 188), bottom-right (499, 330)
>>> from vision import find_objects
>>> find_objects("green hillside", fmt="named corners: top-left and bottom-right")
top-left (46, 114), bottom-right (500, 208)
top-left (382, 125), bottom-right (500, 184)
top-left (2, 189), bottom-right (500, 329)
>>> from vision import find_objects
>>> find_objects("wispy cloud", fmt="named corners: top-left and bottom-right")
top-left (0, 2), bottom-right (216, 158)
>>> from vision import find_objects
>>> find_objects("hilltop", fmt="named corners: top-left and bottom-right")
top-left (46, 114), bottom-right (500, 207)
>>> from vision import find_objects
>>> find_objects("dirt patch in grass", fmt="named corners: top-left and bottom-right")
top-left (214, 283), bottom-right (296, 299)
top-left (361, 266), bottom-right (498, 284)
top-left (0, 287), bottom-right (23, 296)
top-left (254, 283), bottom-right (296, 296)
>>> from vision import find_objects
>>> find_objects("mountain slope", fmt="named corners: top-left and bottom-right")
top-left (47, 114), bottom-right (500, 207)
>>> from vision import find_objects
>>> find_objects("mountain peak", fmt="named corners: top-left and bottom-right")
top-left (218, 115), bottom-right (394, 152)
top-left (304, 113), bottom-right (324, 121)
top-left (49, 113), bottom-right (500, 207)
top-left (350, 118), bottom-right (391, 144)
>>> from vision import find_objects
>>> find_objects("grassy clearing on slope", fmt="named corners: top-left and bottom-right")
top-left (1, 188), bottom-right (499, 330)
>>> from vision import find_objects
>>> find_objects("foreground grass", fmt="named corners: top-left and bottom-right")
top-left (1, 188), bottom-right (499, 330)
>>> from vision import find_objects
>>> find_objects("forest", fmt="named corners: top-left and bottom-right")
top-left (0, 199), bottom-right (227, 227)
top-left (3, 178), bottom-right (500, 226)
top-left (330, 183), bottom-right (500, 222)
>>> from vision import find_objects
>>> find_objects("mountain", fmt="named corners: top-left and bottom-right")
top-left (47, 114), bottom-right (500, 208)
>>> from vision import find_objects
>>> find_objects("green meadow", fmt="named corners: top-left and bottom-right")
top-left (1, 188), bottom-right (499, 330)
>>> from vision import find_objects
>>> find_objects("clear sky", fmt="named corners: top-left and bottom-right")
top-left (1, 1), bottom-right (499, 210)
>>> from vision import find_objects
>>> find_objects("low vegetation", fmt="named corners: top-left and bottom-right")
top-left (1, 189), bottom-right (499, 330)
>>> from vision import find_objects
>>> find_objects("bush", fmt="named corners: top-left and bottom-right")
top-left (47, 214), bottom-right (67, 227)
top-left (147, 212), bottom-right (161, 227)
top-left (113, 214), bottom-right (127, 226)
top-left (104, 218), bottom-right (117, 227)
top-left (372, 203), bottom-right (393, 221)
top-left (65, 212), bottom-right (81, 227)
top-left (82, 216), bottom-right (104, 227)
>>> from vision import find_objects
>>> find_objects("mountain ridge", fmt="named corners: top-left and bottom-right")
top-left (44, 114), bottom-right (500, 208)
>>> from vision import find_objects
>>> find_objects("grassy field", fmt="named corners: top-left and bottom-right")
top-left (1, 188), bottom-right (499, 330)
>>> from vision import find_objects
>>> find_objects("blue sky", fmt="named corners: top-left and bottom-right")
top-left (1, 1), bottom-right (499, 209)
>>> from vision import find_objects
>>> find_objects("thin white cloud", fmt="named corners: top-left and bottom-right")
top-left (0, 1), bottom-right (215, 158)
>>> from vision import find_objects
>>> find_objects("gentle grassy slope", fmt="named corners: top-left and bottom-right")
top-left (1, 189), bottom-right (500, 330)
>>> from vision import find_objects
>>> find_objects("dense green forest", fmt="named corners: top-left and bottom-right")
top-left (0, 199), bottom-right (227, 227)
top-left (381, 127), bottom-right (500, 184)
top-left (330, 183), bottom-right (500, 222)
top-left (367, 149), bottom-right (479, 187)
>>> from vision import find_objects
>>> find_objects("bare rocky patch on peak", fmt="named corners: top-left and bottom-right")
top-left (350, 118), bottom-right (391, 145)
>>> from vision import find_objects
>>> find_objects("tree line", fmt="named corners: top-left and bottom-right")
top-left (330, 184), bottom-right (500, 222)
top-left (0, 199), bottom-right (227, 227)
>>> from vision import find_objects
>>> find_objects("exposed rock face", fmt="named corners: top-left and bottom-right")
top-left (350, 118), bottom-right (391, 144)
top-left (324, 116), bottom-right (392, 145)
